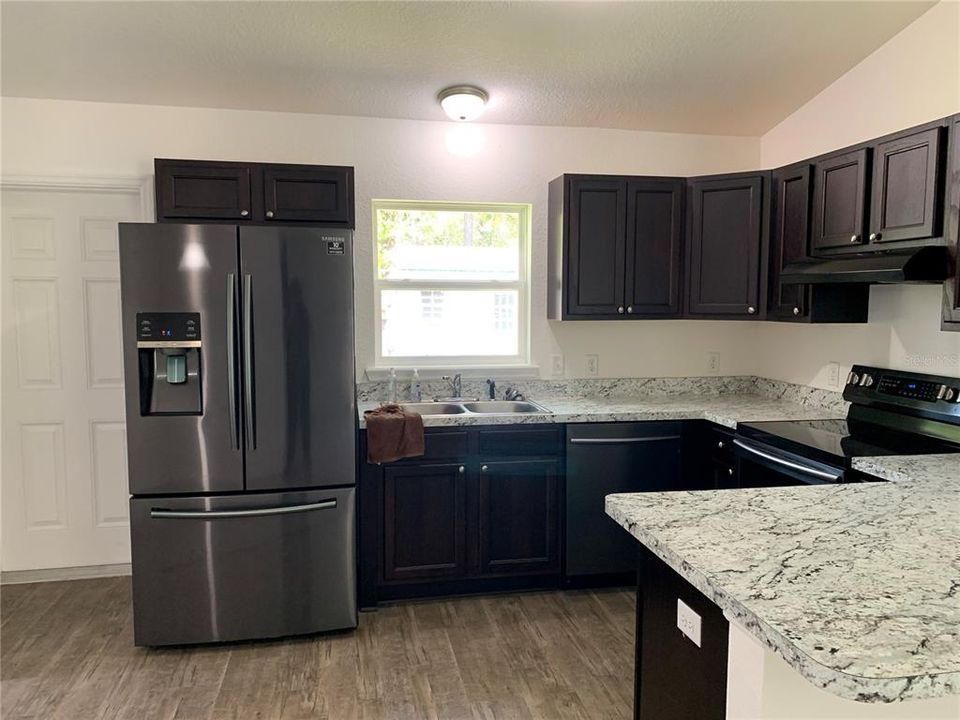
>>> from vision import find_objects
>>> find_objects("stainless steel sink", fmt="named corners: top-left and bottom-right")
top-left (461, 400), bottom-right (549, 414)
top-left (400, 402), bottom-right (467, 415)
top-left (398, 400), bottom-right (550, 415)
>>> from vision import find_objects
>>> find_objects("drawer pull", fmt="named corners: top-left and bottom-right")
top-left (151, 500), bottom-right (336, 519)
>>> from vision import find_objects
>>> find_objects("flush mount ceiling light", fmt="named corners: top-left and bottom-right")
top-left (438, 85), bottom-right (489, 122)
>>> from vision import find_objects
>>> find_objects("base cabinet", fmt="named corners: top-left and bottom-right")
top-left (478, 459), bottom-right (560, 575)
top-left (382, 463), bottom-right (467, 581)
top-left (359, 426), bottom-right (562, 605)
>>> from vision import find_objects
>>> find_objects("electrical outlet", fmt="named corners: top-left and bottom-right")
top-left (676, 599), bottom-right (702, 647)
top-left (585, 354), bottom-right (599, 377)
top-left (826, 362), bottom-right (841, 389)
top-left (707, 351), bottom-right (720, 375)
top-left (551, 354), bottom-right (565, 378)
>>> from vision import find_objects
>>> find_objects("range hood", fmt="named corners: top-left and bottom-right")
top-left (780, 246), bottom-right (953, 285)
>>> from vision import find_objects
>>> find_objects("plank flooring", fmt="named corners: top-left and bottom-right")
top-left (1, 577), bottom-right (635, 719)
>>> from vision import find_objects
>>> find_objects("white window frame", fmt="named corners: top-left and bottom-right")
top-left (373, 199), bottom-right (531, 370)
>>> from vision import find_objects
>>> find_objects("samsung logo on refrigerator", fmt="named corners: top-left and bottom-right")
top-left (323, 237), bottom-right (345, 255)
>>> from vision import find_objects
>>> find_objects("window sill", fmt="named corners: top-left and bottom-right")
top-left (365, 364), bottom-right (541, 381)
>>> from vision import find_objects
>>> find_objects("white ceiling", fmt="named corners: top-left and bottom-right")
top-left (1, 1), bottom-right (936, 136)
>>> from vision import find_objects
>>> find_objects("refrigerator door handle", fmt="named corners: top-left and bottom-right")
top-left (242, 273), bottom-right (256, 450)
top-left (226, 273), bottom-right (239, 449)
top-left (150, 499), bottom-right (337, 520)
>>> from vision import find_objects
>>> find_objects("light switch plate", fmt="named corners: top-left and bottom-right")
top-left (677, 598), bottom-right (702, 647)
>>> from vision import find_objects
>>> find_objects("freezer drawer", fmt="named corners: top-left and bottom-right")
top-left (130, 487), bottom-right (356, 646)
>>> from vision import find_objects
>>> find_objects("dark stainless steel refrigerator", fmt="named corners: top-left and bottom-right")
top-left (119, 223), bottom-right (357, 646)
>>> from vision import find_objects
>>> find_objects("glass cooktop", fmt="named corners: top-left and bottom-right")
top-left (737, 418), bottom-right (960, 463)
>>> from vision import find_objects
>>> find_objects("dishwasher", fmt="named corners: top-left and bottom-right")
top-left (564, 422), bottom-right (682, 584)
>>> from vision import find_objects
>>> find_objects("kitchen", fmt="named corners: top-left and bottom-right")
top-left (1, 2), bottom-right (959, 719)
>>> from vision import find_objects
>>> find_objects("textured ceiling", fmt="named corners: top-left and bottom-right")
top-left (0, 1), bottom-right (936, 135)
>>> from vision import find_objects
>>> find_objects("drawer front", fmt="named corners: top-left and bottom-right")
top-left (478, 426), bottom-right (563, 459)
top-left (707, 424), bottom-right (735, 462)
top-left (130, 487), bottom-right (356, 646)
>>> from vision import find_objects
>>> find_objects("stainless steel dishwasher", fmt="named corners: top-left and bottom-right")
top-left (564, 422), bottom-right (682, 584)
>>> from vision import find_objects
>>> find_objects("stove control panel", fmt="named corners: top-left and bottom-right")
top-left (876, 376), bottom-right (941, 402)
top-left (845, 365), bottom-right (960, 424)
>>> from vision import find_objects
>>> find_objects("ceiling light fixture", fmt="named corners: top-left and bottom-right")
top-left (438, 85), bottom-right (489, 122)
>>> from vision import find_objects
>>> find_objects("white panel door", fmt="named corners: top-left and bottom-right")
top-left (2, 184), bottom-right (145, 571)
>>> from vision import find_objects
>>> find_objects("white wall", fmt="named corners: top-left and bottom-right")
top-left (757, 0), bottom-right (960, 387)
top-left (1, 96), bottom-right (762, 380)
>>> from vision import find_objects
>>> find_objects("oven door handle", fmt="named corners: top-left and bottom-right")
top-left (733, 439), bottom-right (842, 483)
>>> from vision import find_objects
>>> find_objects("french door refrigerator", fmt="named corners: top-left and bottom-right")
top-left (119, 223), bottom-right (357, 646)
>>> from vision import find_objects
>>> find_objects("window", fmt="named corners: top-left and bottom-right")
top-left (374, 200), bottom-right (530, 367)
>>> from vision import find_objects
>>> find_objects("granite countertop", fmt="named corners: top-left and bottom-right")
top-left (606, 453), bottom-right (960, 704)
top-left (357, 391), bottom-right (842, 429)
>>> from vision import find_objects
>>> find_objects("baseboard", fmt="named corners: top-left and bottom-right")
top-left (1, 563), bottom-right (131, 585)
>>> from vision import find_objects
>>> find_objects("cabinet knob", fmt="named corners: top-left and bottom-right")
top-left (481, 464), bottom-right (489, 473)
top-left (793, 307), bottom-right (801, 316)
top-left (747, 306), bottom-right (757, 315)
top-left (717, 441), bottom-right (725, 449)
top-left (240, 210), bottom-right (249, 217)
top-left (626, 306), bottom-right (633, 314)
top-left (849, 234), bottom-right (859, 243)
top-left (458, 465), bottom-right (465, 474)
top-left (869, 232), bottom-right (881, 242)
top-left (617, 306), bottom-right (625, 314)
top-left (266, 210), bottom-right (275, 218)
top-left (727, 468), bottom-right (734, 476)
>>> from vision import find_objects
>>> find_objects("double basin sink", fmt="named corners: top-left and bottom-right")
top-left (402, 400), bottom-right (551, 416)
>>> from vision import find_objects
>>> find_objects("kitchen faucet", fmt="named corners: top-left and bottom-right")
top-left (441, 373), bottom-right (462, 399)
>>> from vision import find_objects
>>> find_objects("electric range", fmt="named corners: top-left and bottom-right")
top-left (734, 365), bottom-right (960, 486)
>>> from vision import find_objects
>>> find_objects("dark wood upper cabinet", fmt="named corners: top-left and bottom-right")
top-left (811, 148), bottom-right (870, 252)
top-left (686, 173), bottom-right (767, 318)
top-left (626, 179), bottom-right (684, 316)
top-left (565, 177), bottom-right (627, 316)
top-left (477, 459), bottom-right (559, 576)
top-left (943, 114), bottom-right (960, 331)
top-left (548, 174), bottom-right (684, 320)
top-left (155, 160), bottom-right (252, 221)
top-left (155, 158), bottom-right (355, 227)
top-left (869, 126), bottom-right (944, 245)
top-left (262, 164), bottom-right (354, 225)
top-left (768, 163), bottom-right (870, 324)
top-left (382, 462), bottom-right (467, 582)
top-left (769, 163), bottom-right (812, 320)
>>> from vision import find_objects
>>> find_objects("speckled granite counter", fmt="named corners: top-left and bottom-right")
top-left (606, 453), bottom-right (960, 703)
top-left (358, 375), bottom-right (846, 429)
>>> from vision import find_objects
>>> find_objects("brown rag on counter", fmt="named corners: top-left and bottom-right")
top-left (363, 404), bottom-right (425, 464)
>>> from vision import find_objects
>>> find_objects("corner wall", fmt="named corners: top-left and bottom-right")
top-left (757, 0), bottom-right (960, 387)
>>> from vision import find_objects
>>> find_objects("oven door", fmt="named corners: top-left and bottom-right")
top-left (733, 437), bottom-right (844, 487)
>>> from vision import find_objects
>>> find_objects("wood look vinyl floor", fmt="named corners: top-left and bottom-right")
top-left (1, 577), bottom-right (635, 720)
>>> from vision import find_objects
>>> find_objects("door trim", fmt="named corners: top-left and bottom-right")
top-left (1, 175), bottom-right (152, 220)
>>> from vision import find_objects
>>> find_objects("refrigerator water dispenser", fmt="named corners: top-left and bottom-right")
top-left (136, 312), bottom-right (203, 415)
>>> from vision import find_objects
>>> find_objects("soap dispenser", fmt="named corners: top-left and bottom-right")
top-left (411, 369), bottom-right (422, 402)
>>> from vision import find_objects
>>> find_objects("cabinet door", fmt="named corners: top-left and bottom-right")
top-left (625, 179), bottom-right (684, 317)
top-left (477, 459), bottom-right (559, 575)
top-left (811, 148), bottom-right (869, 252)
top-left (944, 115), bottom-right (960, 330)
top-left (262, 165), bottom-right (354, 225)
top-left (870, 127), bottom-right (944, 245)
top-left (155, 160), bottom-right (252, 221)
top-left (687, 175), bottom-right (764, 317)
top-left (769, 164), bottom-right (812, 320)
top-left (383, 463), bottom-right (467, 581)
top-left (566, 178), bottom-right (627, 316)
